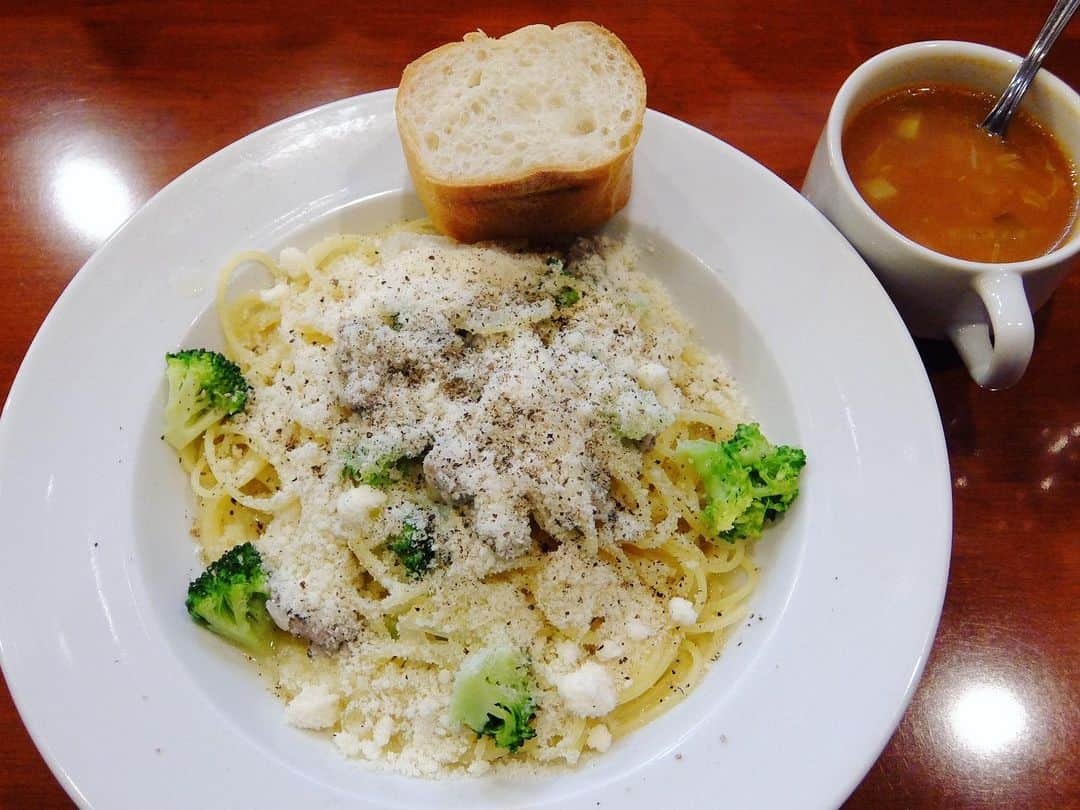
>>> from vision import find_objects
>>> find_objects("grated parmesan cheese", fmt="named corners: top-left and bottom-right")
top-left (216, 229), bottom-right (748, 776)
top-left (284, 684), bottom-right (341, 730)
top-left (555, 639), bottom-right (583, 669)
top-left (668, 597), bottom-right (699, 627)
top-left (335, 236), bottom-right (674, 561)
top-left (336, 485), bottom-right (386, 529)
top-left (586, 724), bottom-right (614, 752)
top-left (333, 730), bottom-right (363, 757)
top-left (555, 662), bottom-right (618, 718)
top-left (636, 362), bottom-right (680, 409)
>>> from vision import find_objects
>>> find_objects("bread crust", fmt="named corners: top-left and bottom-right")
top-left (396, 22), bottom-right (645, 243)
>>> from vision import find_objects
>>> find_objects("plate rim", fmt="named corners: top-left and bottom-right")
top-left (0, 88), bottom-right (951, 810)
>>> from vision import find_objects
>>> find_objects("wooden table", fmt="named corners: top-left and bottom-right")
top-left (1, 2), bottom-right (1077, 806)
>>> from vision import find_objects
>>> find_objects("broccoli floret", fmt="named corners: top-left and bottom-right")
top-left (185, 542), bottom-right (276, 655)
top-left (545, 255), bottom-right (582, 308)
top-left (387, 518), bottom-right (435, 578)
top-left (724, 424), bottom-right (807, 520)
top-left (678, 440), bottom-right (753, 534)
top-left (342, 452), bottom-right (401, 488)
top-left (164, 349), bottom-right (249, 450)
top-left (554, 285), bottom-right (581, 308)
top-left (450, 646), bottom-right (537, 752)
top-left (342, 447), bottom-right (423, 488)
top-left (677, 423), bottom-right (806, 542)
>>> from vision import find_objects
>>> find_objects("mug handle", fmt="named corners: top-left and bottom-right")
top-left (947, 270), bottom-right (1033, 390)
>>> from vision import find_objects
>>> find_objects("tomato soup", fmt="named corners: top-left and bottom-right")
top-left (843, 84), bottom-right (1077, 263)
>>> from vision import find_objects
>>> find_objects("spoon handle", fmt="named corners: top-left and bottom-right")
top-left (981, 0), bottom-right (1080, 137)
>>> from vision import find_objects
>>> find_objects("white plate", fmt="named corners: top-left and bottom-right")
top-left (0, 90), bottom-right (950, 809)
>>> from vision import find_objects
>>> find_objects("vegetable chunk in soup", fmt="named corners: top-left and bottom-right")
top-left (843, 84), bottom-right (1077, 263)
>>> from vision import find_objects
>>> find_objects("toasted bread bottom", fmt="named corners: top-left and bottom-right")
top-left (404, 152), bottom-right (635, 243)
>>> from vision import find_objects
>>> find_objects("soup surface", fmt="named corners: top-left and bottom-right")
top-left (843, 83), bottom-right (1077, 263)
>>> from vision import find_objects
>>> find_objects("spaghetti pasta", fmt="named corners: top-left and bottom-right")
top-left (176, 223), bottom-right (773, 776)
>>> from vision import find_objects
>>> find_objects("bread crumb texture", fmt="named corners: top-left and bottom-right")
top-left (398, 23), bottom-right (646, 183)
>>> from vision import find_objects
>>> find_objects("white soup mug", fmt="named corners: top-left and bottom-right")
top-left (803, 41), bottom-right (1080, 389)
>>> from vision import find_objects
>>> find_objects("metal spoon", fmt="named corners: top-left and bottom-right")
top-left (980, 0), bottom-right (1080, 137)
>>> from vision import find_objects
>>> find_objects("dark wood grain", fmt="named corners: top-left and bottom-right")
top-left (1, 1), bottom-right (1077, 806)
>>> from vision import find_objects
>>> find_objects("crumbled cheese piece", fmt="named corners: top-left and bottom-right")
top-left (668, 597), bottom-right (698, 627)
top-left (336, 485), bottom-right (387, 528)
top-left (358, 715), bottom-right (397, 760)
top-left (586, 724), bottom-right (614, 752)
top-left (373, 715), bottom-right (395, 746)
top-left (627, 618), bottom-right (654, 640)
top-left (333, 731), bottom-right (362, 757)
top-left (636, 362), bottom-right (679, 409)
top-left (555, 639), bottom-right (582, 668)
top-left (555, 662), bottom-right (617, 718)
top-left (636, 362), bottom-right (669, 389)
top-left (284, 685), bottom-right (340, 730)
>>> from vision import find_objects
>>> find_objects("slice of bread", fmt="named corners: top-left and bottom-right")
top-left (396, 22), bottom-right (646, 242)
